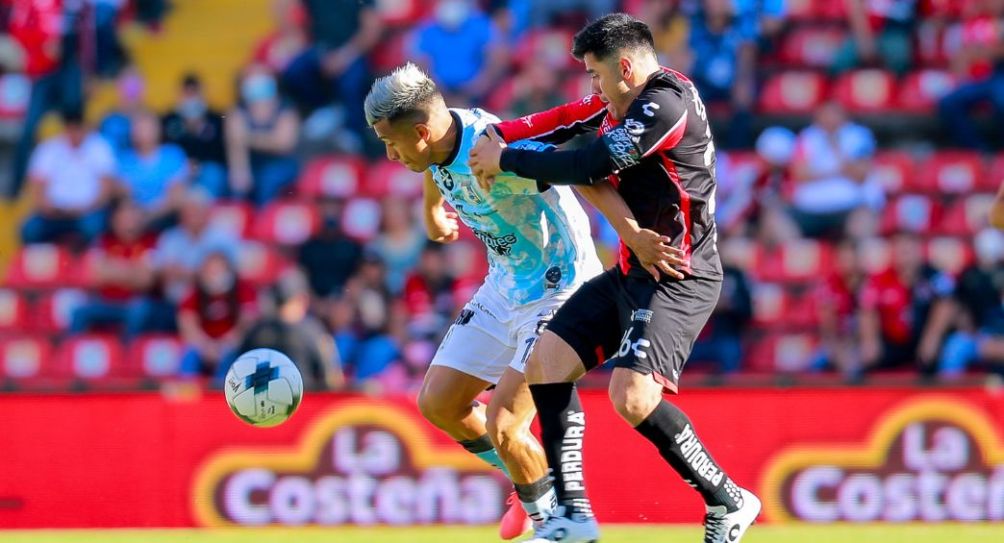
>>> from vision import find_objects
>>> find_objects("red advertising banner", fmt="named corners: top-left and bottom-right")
top-left (3, 388), bottom-right (1004, 528)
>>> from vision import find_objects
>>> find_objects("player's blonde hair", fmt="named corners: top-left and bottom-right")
top-left (364, 62), bottom-right (442, 126)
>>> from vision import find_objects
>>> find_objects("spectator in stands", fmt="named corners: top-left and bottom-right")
top-left (858, 231), bottom-right (955, 375)
top-left (297, 197), bottom-right (363, 302)
top-left (178, 251), bottom-right (257, 379)
top-left (117, 109), bottom-right (189, 230)
top-left (162, 74), bottom-right (228, 198)
top-left (281, 0), bottom-right (382, 150)
top-left (686, 0), bottom-right (757, 147)
top-left (936, 229), bottom-right (1004, 377)
top-left (508, 58), bottom-right (567, 117)
top-left (640, 0), bottom-right (693, 71)
top-left (733, 0), bottom-right (787, 46)
top-left (8, 0), bottom-right (85, 196)
top-left (367, 196), bottom-right (427, 294)
top-left (411, 0), bottom-right (509, 106)
top-left (329, 252), bottom-right (404, 384)
top-left (153, 187), bottom-right (237, 303)
top-left (69, 200), bottom-right (173, 339)
top-left (99, 67), bottom-right (146, 156)
top-left (689, 261), bottom-right (752, 374)
top-left (91, 0), bottom-right (128, 77)
top-left (530, 0), bottom-right (617, 27)
top-left (238, 269), bottom-right (344, 390)
top-left (253, 0), bottom-right (308, 75)
top-left (225, 65), bottom-right (301, 206)
top-left (833, 0), bottom-right (916, 76)
top-left (813, 239), bottom-right (865, 378)
top-left (789, 101), bottom-right (885, 239)
top-left (402, 242), bottom-right (460, 341)
top-left (21, 108), bottom-right (116, 245)
top-left (938, 0), bottom-right (1004, 151)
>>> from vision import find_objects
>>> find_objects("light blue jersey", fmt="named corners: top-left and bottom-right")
top-left (429, 108), bottom-right (601, 304)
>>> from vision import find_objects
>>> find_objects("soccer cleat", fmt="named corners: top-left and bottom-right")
top-left (521, 506), bottom-right (599, 543)
top-left (703, 487), bottom-right (761, 543)
top-left (500, 491), bottom-right (534, 540)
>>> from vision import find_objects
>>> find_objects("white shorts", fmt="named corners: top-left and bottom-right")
top-left (430, 283), bottom-right (572, 384)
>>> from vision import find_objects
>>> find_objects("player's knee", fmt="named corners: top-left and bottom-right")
top-left (417, 388), bottom-right (458, 429)
top-left (609, 376), bottom-right (661, 426)
top-left (485, 407), bottom-right (521, 453)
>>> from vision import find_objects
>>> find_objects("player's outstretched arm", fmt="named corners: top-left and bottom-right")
top-left (422, 170), bottom-right (459, 243)
top-left (576, 182), bottom-right (687, 281)
top-left (491, 94), bottom-right (606, 145)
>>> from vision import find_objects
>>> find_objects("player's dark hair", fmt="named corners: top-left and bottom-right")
top-left (571, 13), bottom-right (656, 62)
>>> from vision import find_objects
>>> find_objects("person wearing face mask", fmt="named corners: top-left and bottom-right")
top-left (162, 73), bottom-right (228, 198)
top-left (178, 251), bottom-right (258, 378)
top-left (297, 197), bottom-right (364, 305)
top-left (411, 0), bottom-right (509, 106)
top-left (225, 64), bottom-right (301, 206)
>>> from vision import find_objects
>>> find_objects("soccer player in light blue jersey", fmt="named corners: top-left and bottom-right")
top-left (364, 63), bottom-right (676, 539)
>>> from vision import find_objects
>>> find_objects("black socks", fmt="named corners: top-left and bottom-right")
top-left (528, 382), bottom-right (594, 519)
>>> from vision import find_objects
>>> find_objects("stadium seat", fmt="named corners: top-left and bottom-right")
top-left (128, 334), bottom-right (184, 378)
top-left (926, 236), bottom-right (973, 276)
top-left (0, 289), bottom-right (29, 334)
top-left (746, 333), bottom-right (819, 373)
top-left (253, 201), bottom-right (320, 246)
top-left (33, 289), bottom-right (88, 333)
top-left (896, 69), bottom-right (956, 113)
top-left (54, 335), bottom-right (130, 381)
top-left (752, 283), bottom-right (819, 330)
top-left (758, 71), bottom-right (827, 114)
top-left (916, 151), bottom-right (988, 194)
top-left (831, 69), bottom-right (896, 112)
top-left (938, 193), bottom-right (995, 236)
top-left (0, 336), bottom-right (53, 381)
top-left (872, 151), bottom-right (917, 195)
top-left (0, 73), bottom-right (30, 121)
top-left (236, 241), bottom-right (290, 286)
top-left (341, 197), bottom-right (383, 241)
top-left (5, 244), bottom-right (82, 290)
top-left (208, 200), bottom-right (254, 239)
top-left (780, 27), bottom-right (847, 67)
top-left (365, 159), bottom-right (424, 198)
top-left (756, 240), bottom-right (834, 283)
top-left (298, 155), bottom-right (365, 199)
top-left (881, 194), bottom-right (941, 235)
top-left (514, 29), bottom-right (576, 71)
top-left (369, 30), bottom-right (410, 73)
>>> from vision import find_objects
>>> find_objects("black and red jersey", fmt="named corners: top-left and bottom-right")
top-left (494, 68), bottom-right (723, 280)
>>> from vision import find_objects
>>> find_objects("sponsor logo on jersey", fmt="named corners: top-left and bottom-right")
top-left (472, 229), bottom-right (518, 256)
top-left (438, 169), bottom-right (456, 191)
top-left (545, 266), bottom-right (563, 289)
top-left (631, 309), bottom-right (654, 323)
top-left (624, 118), bottom-right (646, 138)
top-left (455, 309), bottom-right (475, 326)
top-left (642, 101), bottom-right (661, 117)
top-left (604, 127), bottom-right (642, 171)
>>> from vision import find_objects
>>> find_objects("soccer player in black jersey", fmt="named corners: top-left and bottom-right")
top-left (469, 14), bottom-right (761, 543)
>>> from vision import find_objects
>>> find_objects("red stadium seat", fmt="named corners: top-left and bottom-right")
top-left (872, 151), bottom-right (917, 195)
top-left (938, 193), bottom-right (995, 236)
top-left (746, 333), bottom-right (819, 373)
top-left (753, 283), bottom-right (819, 330)
top-left (365, 159), bottom-right (424, 198)
top-left (342, 197), bottom-right (383, 241)
top-left (374, 0), bottom-right (427, 26)
top-left (298, 155), bottom-right (365, 199)
top-left (0, 73), bottom-right (30, 121)
top-left (514, 29), bottom-right (576, 71)
top-left (5, 244), bottom-right (81, 290)
top-left (831, 69), bottom-right (896, 112)
top-left (55, 335), bottom-right (129, 381)
top-left (758, 71), bottom-right (827, 114)
top-left (916, 151), bottom-right (987, 194)
top-left (370, 30), bottom-right (410, 73)
top-left (128, 334), bottom-right (184, 378)
top-left (33, 289), bottom-right (88, 333)
top-left (756, 240), bottom-right (834, 283)
top-left (0, 289), bottom-right (29, 333)
top-left (236, 241), bottom-right (290, 286)
top-left (881, 194), bottom-right (942, 235)
top-left (0, 336), bottom-right (53, 381)
top-left (926, 236), bottom-right (973, 276)
top-left (780, 27), bottom-right (847, 67)
top-left (896, 70), bottom-right (956, 113)
top-left (985, 153), bottom-right (1004, 192)
top-left (208, 200), bottom-right (254, 239)
top-left (253, 201), bottom-right (320, 245)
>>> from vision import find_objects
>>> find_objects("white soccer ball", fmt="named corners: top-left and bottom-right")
top-left (224, 348), bottom-right (303, 427)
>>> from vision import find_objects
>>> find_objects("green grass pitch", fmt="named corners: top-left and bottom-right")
top-left (3, 524), bottom-right (1003, 543)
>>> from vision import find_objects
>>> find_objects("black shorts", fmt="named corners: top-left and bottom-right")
top-left (547, 268), bottom-right (721, 393)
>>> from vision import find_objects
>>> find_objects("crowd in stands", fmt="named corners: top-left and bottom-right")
top-left (2, 0), bottom-right (1004, 392)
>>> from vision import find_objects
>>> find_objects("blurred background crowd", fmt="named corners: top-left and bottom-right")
top-left (1, 0), bottom-right (1004, 393)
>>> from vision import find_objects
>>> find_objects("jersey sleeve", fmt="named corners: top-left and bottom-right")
top-left (493, 94), bottom-right (606, 146)
top-left (600, 85), bottom-right (689, 173)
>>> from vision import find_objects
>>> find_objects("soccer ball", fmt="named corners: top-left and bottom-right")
top-left (224, 348), bottom-right (303, 427)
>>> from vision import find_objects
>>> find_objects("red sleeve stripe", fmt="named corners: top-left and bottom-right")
top-left (642, 110), bottom-right (688, 158)
top-left (495, 95), bottom-right (606, 142)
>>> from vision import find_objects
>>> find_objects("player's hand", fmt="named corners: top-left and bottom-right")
top-left (469, 128), bottom-right (505, 190)
top-left (628, 228), bottom-right (688, 281)
top-left (427, 206), bottom-right (460, 243)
